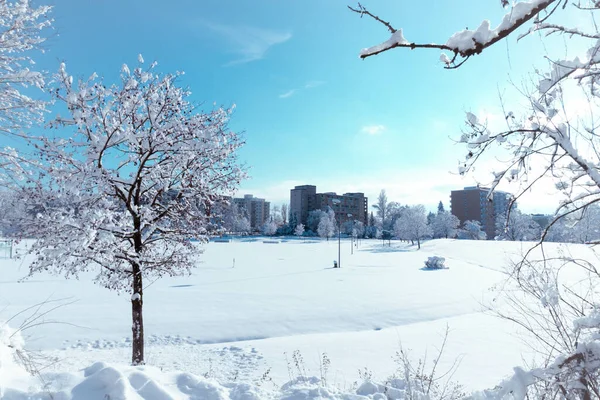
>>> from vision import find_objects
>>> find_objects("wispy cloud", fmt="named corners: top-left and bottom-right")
top-left (279, 80), bottom-right (326, 99)
top-left (361, 125), bottom-right (386, 135)
top-left (200, 21), bottom-right (291, 65)
top-left (279, 89), bottom-right (297, 99)
top-left (304, 80), bottom-right (325, 89)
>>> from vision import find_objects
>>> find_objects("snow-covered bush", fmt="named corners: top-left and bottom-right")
top-left (0, 322), bottom-right (29, 396)
top-left (262, 219), bottom-right (278, 236)
top-left (424, 256), bottom-right (447, 270)
top-left (294, 223), bottom-right (305, 238)
top-left (458, 220), bottom-right (487, 240)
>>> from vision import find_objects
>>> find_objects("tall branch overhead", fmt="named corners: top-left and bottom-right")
top-left (349, 0), bottom-right (558, 68)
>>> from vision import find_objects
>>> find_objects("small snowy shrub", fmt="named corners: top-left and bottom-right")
top-left (424, 256), bottom-right (446, 270)
top-left (0, 322), bottom-right (30, 395)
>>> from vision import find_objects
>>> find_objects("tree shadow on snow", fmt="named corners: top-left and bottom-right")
top-left (365, 245), bottom-right (416, 254)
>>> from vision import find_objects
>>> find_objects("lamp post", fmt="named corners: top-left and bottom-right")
top-left (332, 199), bottom-right (341, 268)
top-left (348, 214), bottom-right (353, 255)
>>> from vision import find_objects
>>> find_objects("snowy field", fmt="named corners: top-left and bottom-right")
top-left (1, 238), bottom-right (589, 398)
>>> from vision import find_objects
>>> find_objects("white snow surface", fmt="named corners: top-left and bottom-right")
top-left (0, 238), bottom-right (588, 398)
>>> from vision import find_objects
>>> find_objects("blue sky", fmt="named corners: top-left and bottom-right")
top-left (30, 0), bottom-right (576, 213)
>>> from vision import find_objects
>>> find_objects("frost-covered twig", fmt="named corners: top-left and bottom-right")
top-left (349, 0), bottom-right (557, 68)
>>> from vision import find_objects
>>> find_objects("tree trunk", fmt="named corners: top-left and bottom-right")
top-left (131, 263), bottom-right (144, 365)
top-left (417, 238), bottom-right (421, 250)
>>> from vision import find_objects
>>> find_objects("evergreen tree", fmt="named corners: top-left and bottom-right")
top-left (288, 213), bottom-right (298, 232)
top-left (437, 201), bottom-right (445, 214)
top-left (427, 211), bottom-right (436, 226)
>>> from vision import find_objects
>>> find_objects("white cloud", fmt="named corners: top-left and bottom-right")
top-left (304, 80), bottom-right (325, 89)
top-left (279, 80), bottom-right (326, 99)
top-left (279, 89), bottom-right (297, 99)
top-left (361, 125), bottom-right (386, 135)
top-left (201, 21), bottom-right (291, 65)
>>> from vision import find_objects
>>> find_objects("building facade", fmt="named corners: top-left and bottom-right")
top-left (450, 186), bottom-right (513, 239)
top-left (290, 185), bottom-right (368, 228)
top-left (290, 185), bottom-right (317, 228)
top-left (233, 194), bottom-right (270, 230)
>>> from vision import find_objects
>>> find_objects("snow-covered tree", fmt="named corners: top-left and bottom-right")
top-left (351, 2), bottom-right (600, 395)
top-left (542, 205), bottom-right (600, 244)
top-left (458, 220), bottom-right (486, 240)
top-left (281, 203), bottom-right (288, 226)
top-left (427, 211), bottom-right (436, 226)
top-left (393, 205), bottom-right (431, 249)
top-left (496, 209), bottom-right (541, 241)
top-left (262, 219), bottom-right (278, 236)
top-left (0, 189), bottom-right (28, 237)
top-left (317, 208), bottom-right (336, 240)
top-left (372, 189), bottom-right (389, 229)
top-left (437, 201), bottom-right (445, 213)
top-left (432, 211), bottom-right (460, 239)
top-left (368, 211), bottom-right (376, 227)
top-left (0, 0), bottom-right (52, 141)
top-left (387, 202), bottom-right (406, 229)
top-left (235, 215), bottom-right (251, 235)
top-left (1, 59), bottom-right (245, 365)
top-left (342, 219), bottom-right (366, 238)
top-left (294, 223), bottom-right (304, 238)
top-left (570, 205), bottom-right (600, 244)
top-left (271, 206), bottom-right (284, 227)
top-left (341, 220), bottom-right (354, 235)
top-left (307, 209), bottom-right (326, 233)
top-left (365, 224), bottom-right (379, 239)
top-left (222, 203), bottom-right (251, 235)
top-left (353, 220), bottom-right (365, 238)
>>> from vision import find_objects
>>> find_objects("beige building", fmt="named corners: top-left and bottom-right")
top-left (233, 194), bottom-right (270, 230)
top-left (290, 185), bottom-right (368, 227)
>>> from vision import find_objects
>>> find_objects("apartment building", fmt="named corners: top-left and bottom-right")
top-left (290, 185), bottom-right (368, 227)
top-left (233, 194), bottom-right (270, 230)
top-left (450, 186), bottom-right (513, 239)
top-left (290, 185), bottom-right (317, 228)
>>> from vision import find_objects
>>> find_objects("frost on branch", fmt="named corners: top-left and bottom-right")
top-left (350, 1), bottom-right (556, 67)
top-left (458, 2), bottom-right (600, 234)
top-left (0, 0), bottom-right (52, 135)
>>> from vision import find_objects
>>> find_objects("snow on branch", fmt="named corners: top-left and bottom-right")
top-left (349, 0), bottom-right (557, 67)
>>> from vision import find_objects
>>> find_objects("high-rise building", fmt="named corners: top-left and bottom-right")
top-left (290, 185), bottom-right (368, 227)
top-left (450, 186), bottom-right (513, 239)
top-left (492, 191), bottom-right (513, 220)
top-left (290, 185), bottom-right (317, 228)
top-left (233, 194), bottom-right (270, 230)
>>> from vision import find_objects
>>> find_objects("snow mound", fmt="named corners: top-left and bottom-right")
top-left (1, 364), bottom-right (389, 400)
top-left (1, 350), bottom-right (428, 399)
